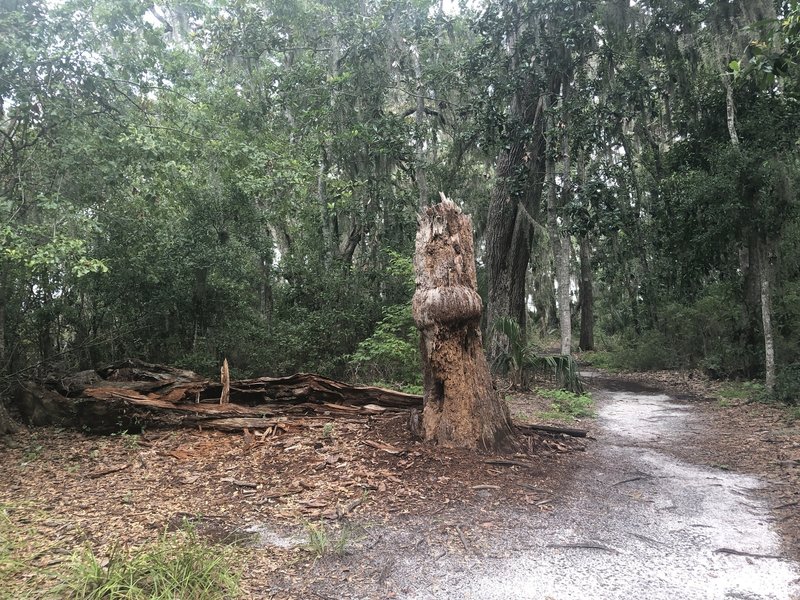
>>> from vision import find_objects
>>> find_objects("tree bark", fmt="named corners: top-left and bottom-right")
top-left (410, 43), bottom-right (428, 210)
top-left (579, 235), bottom-right (595, 351)
top-left (759, 241), bottom-right (776, 392)
top-left (317, 144), bottom-right (335, 259)
top-left (546, 124), bottom-right (572, 356)
top-left (723, 76), bottom-right (740, 147)
top-left (484, 5), bottom-right (546, 362)
top-left (412, 196), bottom-right (514, 450)
top-left (723, 63), bottom-right (775, 386)
top-left (485, 103), bottom-right (545, 361)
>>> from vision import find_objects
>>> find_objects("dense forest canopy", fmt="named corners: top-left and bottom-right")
top-left (1, 0), bottom-right (799, 403)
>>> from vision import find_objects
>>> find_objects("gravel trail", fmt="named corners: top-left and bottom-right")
top-left (265, 378), bottom-right (800, 599)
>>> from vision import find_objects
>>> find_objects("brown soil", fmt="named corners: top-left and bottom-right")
top-left (0, 370), bottom-right (797, 598)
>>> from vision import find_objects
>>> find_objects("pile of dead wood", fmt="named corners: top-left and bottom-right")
top-left (14, 359), bottom-right (422, 434)
top-left (12, 359), bottom-right (587, 439)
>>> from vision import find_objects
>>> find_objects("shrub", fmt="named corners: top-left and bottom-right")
top-left (774, 364), bottom-right (800, 406)
top-left (537, 388), bottom-right (595, 421)
top-left (348, 304), bottom-right (421, 386)
top-left (492, 317), bottom-right (584, 393)
top-left (613, 331), bottom-right (679, 371)
top-left (491, 316), bottom-right (537, 389)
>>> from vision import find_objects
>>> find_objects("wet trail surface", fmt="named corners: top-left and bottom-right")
top-left (264, 377), bottom-right (800, 599)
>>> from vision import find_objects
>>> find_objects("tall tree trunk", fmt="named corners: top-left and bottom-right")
top-left (485, 103), bottom-right (545, 361)
top-left (759, 241), bottom-right (776, 392)
top-left (739, 235), bottom-right (763, 376)
top-left (723, 66), bottom-right (776, 386)
top-left (413, 196), bottom-right (513, 451)
top-left (486, 149), bottom-right (533, 360)
top-left (547, 158), bottom-right (572, 356)
top-left (723, 77), bottom-right (740, 147)
top-left (579, 235), bottom-right (595, 351)
top-left (317, 144), bottom-right (335, 260)
top-left (545, 99), bottom-right (572, 356)
top-left (410, 43), bottom-right (428, 210)
top-left (485, 6), bottom-right (546, 362)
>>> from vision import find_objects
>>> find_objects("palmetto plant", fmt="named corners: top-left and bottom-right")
top-left (492, 317), bottom-right (584, 393)
top-left (491, 317), bottom-right (537, 389)
top-left (533, 354), bottom-right (585, 394)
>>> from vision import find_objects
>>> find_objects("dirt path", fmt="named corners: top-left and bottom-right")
top-left (268, 375), bottom-right (800, 599)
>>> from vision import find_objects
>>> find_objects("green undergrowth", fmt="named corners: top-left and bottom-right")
top-left (368, 381), bottom-right (424, 396)
top-left (0, 515), bottom-right (243, 600)
top-left (59, 525), bottom-right (242, 600)
top-left (716, 378), bottom-right (800, 421)
top-left (491, 317), bottom-right (584, 393)
top-left (0, 503), bottom-right (65, 599)
top-left (537, 388), bottom-right (595, 421)
top-left (578, 350), bottom-right (623, 372)
top-left (717, 380), bottom-right (766, 403)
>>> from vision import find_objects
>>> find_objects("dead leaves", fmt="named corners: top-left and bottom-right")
top-left (0, 406), bottom-right (575, 600)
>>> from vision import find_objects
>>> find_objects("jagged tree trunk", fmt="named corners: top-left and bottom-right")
top-left (579, 235), bottom-right (595, 351)
top-left (412, 196), bottom-right (514, 451)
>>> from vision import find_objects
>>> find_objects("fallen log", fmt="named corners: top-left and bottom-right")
top-left (210, 373), bottom-right (422, 409)
top-left (17, 360), bottom-right (591, 441)
top-left (516, 423), bottom-right (588, 438)
top-left (15, 361), bottom-right (423, 434)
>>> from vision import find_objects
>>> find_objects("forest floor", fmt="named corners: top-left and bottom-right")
top-left (1, 369), bottom-right (799, 599)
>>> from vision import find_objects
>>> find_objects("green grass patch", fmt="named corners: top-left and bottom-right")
top-left (59, 526), bottom-right (241, 600)
top-left (717, 380), bottom-right (765, 401)
top-left (304, 521), bottom-right (356, 559)
top-left (536, 388), bottom-right (595, 421)
top-left (512, 411), bottom-right (532, 422)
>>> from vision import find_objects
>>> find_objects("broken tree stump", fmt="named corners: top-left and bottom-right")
top-left (412, 194), bottom-right (514, 450)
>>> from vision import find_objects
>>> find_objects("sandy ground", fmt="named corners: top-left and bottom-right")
top-left (262, 374), bottom-right (800, 599)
